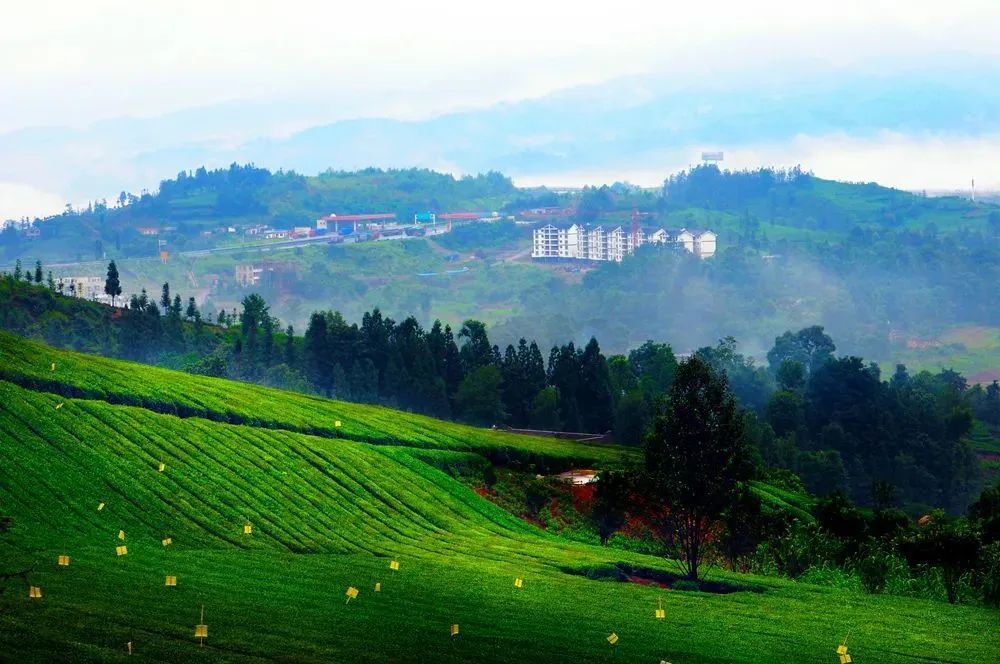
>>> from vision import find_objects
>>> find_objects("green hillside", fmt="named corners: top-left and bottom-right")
top-left (1, 334), bottom-right (998, 662)
top-left (0, 331), bottom-right (625, 468)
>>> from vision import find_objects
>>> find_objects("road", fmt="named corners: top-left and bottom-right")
top-left (1, 234), bottom-right (337, 272)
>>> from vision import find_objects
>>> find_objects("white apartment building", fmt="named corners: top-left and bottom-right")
top-left (532, 224), bottom-right (716, 262)
top-left (55, 276), bottom-right (132, 305)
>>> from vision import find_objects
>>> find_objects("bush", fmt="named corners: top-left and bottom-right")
top-left (524, 482), bottom-right (550, 518)
top-left (857, 546), bottom-right (895, 594)
top-left (978, 542), bottom-right (1000, 607)
top-left (671, 579), bottom-right (701, 593)
top-left (798, 564), bottom-right (861, 590)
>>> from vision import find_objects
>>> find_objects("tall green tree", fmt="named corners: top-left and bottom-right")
top-left (767, 325), bottom-right (836, 375)
top-left (455, 365), bottom-right (506, 426)
top-left (592, 470), bottom-right (633, 545)
top-left (578, 337), bottom-right (615, 432)
top-left (104, 260), bottom-right (122, 306)
top-left (644, 356), bottom-right (752, 580)
top-left (160, 282), bottom-right (171, 313)
top-left (458, 320), bottom-right (494, 373)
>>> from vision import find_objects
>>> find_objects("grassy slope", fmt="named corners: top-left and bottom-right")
top-left (0, 335), bottom-right (997, 662)
top-left (0, 331), bottom-right (626, 468)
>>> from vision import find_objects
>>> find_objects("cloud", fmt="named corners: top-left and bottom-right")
top-left (0, 182), bottom-right (65, 222)
top-left (2, 1), bottom-right (999, 132)
top-left (513, 132), bottom-right (1000, 192)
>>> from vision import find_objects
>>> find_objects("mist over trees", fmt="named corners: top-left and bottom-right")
top-left (2, 265), bottom-right (994, 517)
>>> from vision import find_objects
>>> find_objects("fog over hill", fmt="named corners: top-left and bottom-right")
top-left (2, 63), bottom-right (999, 220)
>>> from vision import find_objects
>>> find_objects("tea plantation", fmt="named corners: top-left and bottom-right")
top-left (0, 334), bottom-right (997, 662)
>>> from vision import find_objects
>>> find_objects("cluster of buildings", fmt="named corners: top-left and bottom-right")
top-left (531, 223), bottom-right (717, 262)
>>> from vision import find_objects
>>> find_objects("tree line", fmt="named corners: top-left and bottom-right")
top-left (1, 262), bottom-right (996, 517)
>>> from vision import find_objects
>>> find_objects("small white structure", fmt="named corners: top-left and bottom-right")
top-left (532, 224), bottom-right (715, 262)
top-left (56, 276), bottom-right (132, 305)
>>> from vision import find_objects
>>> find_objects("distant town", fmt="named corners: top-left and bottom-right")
top-left (41, 206), bottom-right (717, 303)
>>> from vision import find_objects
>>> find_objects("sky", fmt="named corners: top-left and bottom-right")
top-left (2, 0), bottom-right (999, 219)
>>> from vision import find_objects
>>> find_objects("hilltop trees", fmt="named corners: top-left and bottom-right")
top-left (645, 356), bottom-right (752, 580)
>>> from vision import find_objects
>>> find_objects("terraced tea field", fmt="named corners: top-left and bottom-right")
top-left (1, 334), bottom-right (997, 662)
top-left (0, 331), bottom-right (625, 468)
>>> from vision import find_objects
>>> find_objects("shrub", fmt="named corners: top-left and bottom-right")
top-left (856, 546), bottom-right (896, 594)
top-left (671, 580), bottom-right (701, 593)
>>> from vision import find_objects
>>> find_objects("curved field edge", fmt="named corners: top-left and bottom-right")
top-left (0, 331), bottom-right (629, 468)
top-left (2, 382), bottom-right (998, 662)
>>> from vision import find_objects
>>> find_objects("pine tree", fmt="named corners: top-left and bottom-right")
top-left (104, 261), bottom-right (122, 306)
top-left (160, 283), bottom-right (171, 313)
top-left (34, 260), bottom-right (43, 283)
top-left (284, 325), bottom-right (295, 366)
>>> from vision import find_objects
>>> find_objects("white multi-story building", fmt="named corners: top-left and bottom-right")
top-left (55, 275), bottom-right (133, 305)
top-left (532, 224), bottom-right (716, 262)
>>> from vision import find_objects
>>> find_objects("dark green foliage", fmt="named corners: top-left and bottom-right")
top-left (529, 387), bottom-right (561, 430)
top-left (767, 326), bottom-right (836, 376)
top-left (901, 516), bottom-right (981, 604)
top-left (720, 489), bottom-right (765, 572)
top-left (103, 260), bottom-right (121, 305)
top-left (645, 356), bottom-right (752, 579)
top-left (857, 545), bottom-right (894, 594)
top-left (591, 470), bottom-right (633, 545)
top-left (613, 390), bottom-right (651, 446)
top-left (524, 482), bottom-right (550, 519)
top-left (968, 482), bottom-right (1000, 544)
top-left (455, 366), bottom-right (507, 426)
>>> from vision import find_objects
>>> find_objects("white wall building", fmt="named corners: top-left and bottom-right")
top-left (56, 275), bottom-right (132, 305)
top-left (532, 224), bottom-right (716, 262)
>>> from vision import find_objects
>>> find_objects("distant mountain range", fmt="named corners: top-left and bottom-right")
top-left (2, 65), bottom-right (998, 217)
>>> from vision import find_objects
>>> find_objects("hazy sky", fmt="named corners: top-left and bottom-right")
top-left (2, 1), bottom-right (999, 219)
top-left (5, 1), bottom-right (998, 132)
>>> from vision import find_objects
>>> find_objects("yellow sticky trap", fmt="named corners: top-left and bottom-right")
top-left (655, 608), bottom-right (666, 619)
top-left (116, 545), bottom-right (128, 556)
top-left (839, 657), bottom-right (852, 664)
top-left (55, 402), bottom-right (64, 410)
top-left (162, 537), bottom-right (172, 546)
top-left (165, 575), bottom-right (177, 587)
top-left (58, 555), bottom-right (70, 566)
top-left (334, 420), bottom-right (342, 428)
top-left (389, 560), bottom-right (400, 571)
top-left (514, 577), bottom-right (523, 588)
top-left (195, 605), bottom-right (208, 643)
top-left (607, 632), bottom-right (619, 646)
top-left (127, 641), bottom-right (133, 655)
top-left (118, 530), bottom-right (126, 540)
top-left (836, 646), bottom-right (848, 655)
top-left (97, 502), bottom-right (105, 511)
top-left (51, 362), bottom-right (56, 372)
top-left (158, 462), bottom-right (165, 472)
top-left (345, 586), bottom-right (359, 602)
top-left (450, 624), bottom-right (460, 637)
top-left (243, 522), bottom-right (252, 535)
top-left (29, 586), bottom-right (42, 599)
top-left (374, 582), bottom-right (381, 592)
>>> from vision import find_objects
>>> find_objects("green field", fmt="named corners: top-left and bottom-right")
top-left (1, 334), bottom-right (998, 662)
